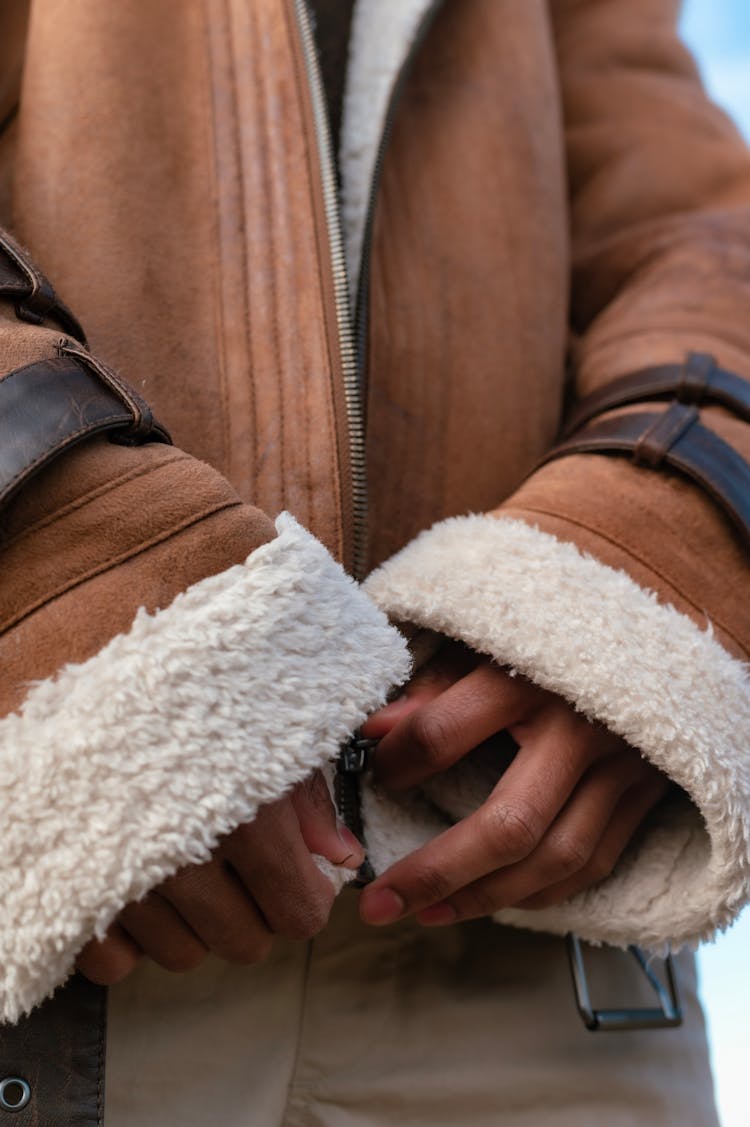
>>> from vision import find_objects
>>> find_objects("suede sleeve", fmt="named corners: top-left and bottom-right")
top-left (492, 0), bottom-right (750, 661)
top-left (363, 2), bottom-right (750, 948)
top-left (0, 233), bottom-right (410, 1022)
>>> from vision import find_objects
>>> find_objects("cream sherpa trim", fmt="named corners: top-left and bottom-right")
top-left (0, 513), bottom-right (410, 1022)
top-left (340, 0), bottom-right (435, 297)
top-left (364, 514), bottom-right (750, 950)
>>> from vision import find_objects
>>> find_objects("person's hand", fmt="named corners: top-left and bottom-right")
top-left (76, 771), bottom-right (363, 984)
top-left (358, 641), bottom-right (669, 927)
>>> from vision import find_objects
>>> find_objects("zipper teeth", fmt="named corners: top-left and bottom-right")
top-left (293, 0), bottom-right (367, 579)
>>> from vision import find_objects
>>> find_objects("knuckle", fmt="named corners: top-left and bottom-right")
top-left (278, 890), bottom-right (334, 941)
top-left (462, 886), bottom-right (501, 919)
top-left (481, 801), bottom-right (541, 859)
top-left (409, 710), bottom-right (455, 769)
top-left (411, 864), bottom-right (453, 905)
top-left (546, 833), bottom-right (591, 877)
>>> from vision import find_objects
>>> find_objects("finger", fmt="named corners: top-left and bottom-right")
top-left (118, 891), bottom-right (209, 973)
top-left (362, 641), bottom-right (480, 739)
top-left (159, 857), bottom-right (273, 964)
top-left (222, 800), bottom-right (336, 941)
top-left (517, 771), bottom-right (670, 910)
top-left (417, 751), bottom-right (658, 924)
top-left (373, 663), bottom-right (539, 790)
top-left (290, 770), bottom-right (364, 869)
top-left (360, 713), bottom-right (619, 924)
top-left (75, 923), bottom-right (142, 985)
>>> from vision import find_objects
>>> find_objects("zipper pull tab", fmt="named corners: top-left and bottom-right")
top-left (340, 736), bottom-right (379, 775)
top-left (335, 735), bottom-right (379, 886)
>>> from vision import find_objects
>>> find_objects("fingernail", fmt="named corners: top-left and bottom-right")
top-left (416, 903), bottom-right (457, 927)
top-left (360, 887), bottom-right (405, 926)
top-left (336, 822), bottom-right (365, 868)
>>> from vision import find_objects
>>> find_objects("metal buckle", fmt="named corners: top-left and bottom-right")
top-left (567, 933), bottom-right (683, 1032)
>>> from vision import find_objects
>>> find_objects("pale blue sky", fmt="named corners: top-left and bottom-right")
top-left (676, 6), bottom-right (749, 1126)
top-left (681, 0), bottom-right (750, 138)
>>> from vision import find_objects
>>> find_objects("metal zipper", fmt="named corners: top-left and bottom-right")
top-left (334, 736), bottom-right (378, 884)
top-left (291, 0), bottom-right (443, 857)
top-left (292, 0), bottom-right (367, 581)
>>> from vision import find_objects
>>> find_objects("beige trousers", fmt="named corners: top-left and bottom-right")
top-left (105, 890), bottom-right (718, 1126)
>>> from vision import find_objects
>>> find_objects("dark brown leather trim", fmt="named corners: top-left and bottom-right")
top-left (0, 230), bottom-right (87, 345)
top-left (58, 343), bottom-right (161, 442)
top-left (632, 402), bottom-right (699, 467)
top-left (541, 406), bottom-right (750, 550)
top-left (0, 352), bottom-right (171, 514)
top-left (0, 976), bottom-right (106, 1126)
top-left (563, 352), bottom-right (750, 436)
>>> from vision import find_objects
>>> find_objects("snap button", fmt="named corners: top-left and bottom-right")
top-left (0, 1078), bottom-right (31, 1112)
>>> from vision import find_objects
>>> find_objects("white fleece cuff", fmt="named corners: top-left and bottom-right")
top-left (364, 513), bottom-right (750, 951)
top-left (0, 513), bottom-right (410, 1022)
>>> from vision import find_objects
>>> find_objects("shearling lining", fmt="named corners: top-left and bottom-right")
top-left (0, 513), bottom-right (410, 1022)
top-left (340, 0), bottom-right (436, 296)
top-left (363, 512), bottom-right (750, 950)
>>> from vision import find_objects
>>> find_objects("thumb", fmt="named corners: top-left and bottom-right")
top-left (290, 770), bottom-right (365, 870)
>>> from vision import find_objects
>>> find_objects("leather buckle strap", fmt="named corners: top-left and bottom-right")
top-left (563, 352), bottom-right (750, 437)
top-left (0, 230), bottom-right (87, 345)
top-left (540, 404), bottom-right (750, 549)
top-left (0, 975), bottom-right (105, 1124)
top-left (0, 349), bottom-right (171, 513)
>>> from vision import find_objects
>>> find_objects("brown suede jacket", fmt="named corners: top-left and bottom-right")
top-left (0, 0), bottom-right (748, 1070)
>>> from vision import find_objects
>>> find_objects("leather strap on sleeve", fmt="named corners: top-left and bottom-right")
top-left (540, 404), bottom-right (750, 550)
top-left (0, 230), bottom-right (87, 346)
top-left (0, 347), bottom-right (171, 512)
top-left (563, 352), bottom-right (750, 437)
top-left (0, 975), bottom-right (105, 1125)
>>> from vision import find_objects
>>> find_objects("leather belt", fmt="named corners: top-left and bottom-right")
top-left (541, 403), bottom-right (750, 549)
top-left (0, 231), bottom-right (87, 345)
top-left (563, 351), bottom-right (750, 436)
top-left (0, 347), bottom-right (170, 513)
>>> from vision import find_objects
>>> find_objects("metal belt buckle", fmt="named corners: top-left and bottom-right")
top-left (567, 933), bottom-right (683, 1032)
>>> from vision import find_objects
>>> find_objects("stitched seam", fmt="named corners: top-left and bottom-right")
top-left (204, 0), bottom-right (233, 480)
top-left (0, 453), bottom-right (190, 551)
top-left (228, 0), bottom-right (259, 488)
top-left (0, 498), bottom-right (243, 635)
top-left (253, 1), bottom-right (285, 509)
top-left (506, 503), bottom-right (748, 656)
top-left (279, 942), bottom-right (315, 1127)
